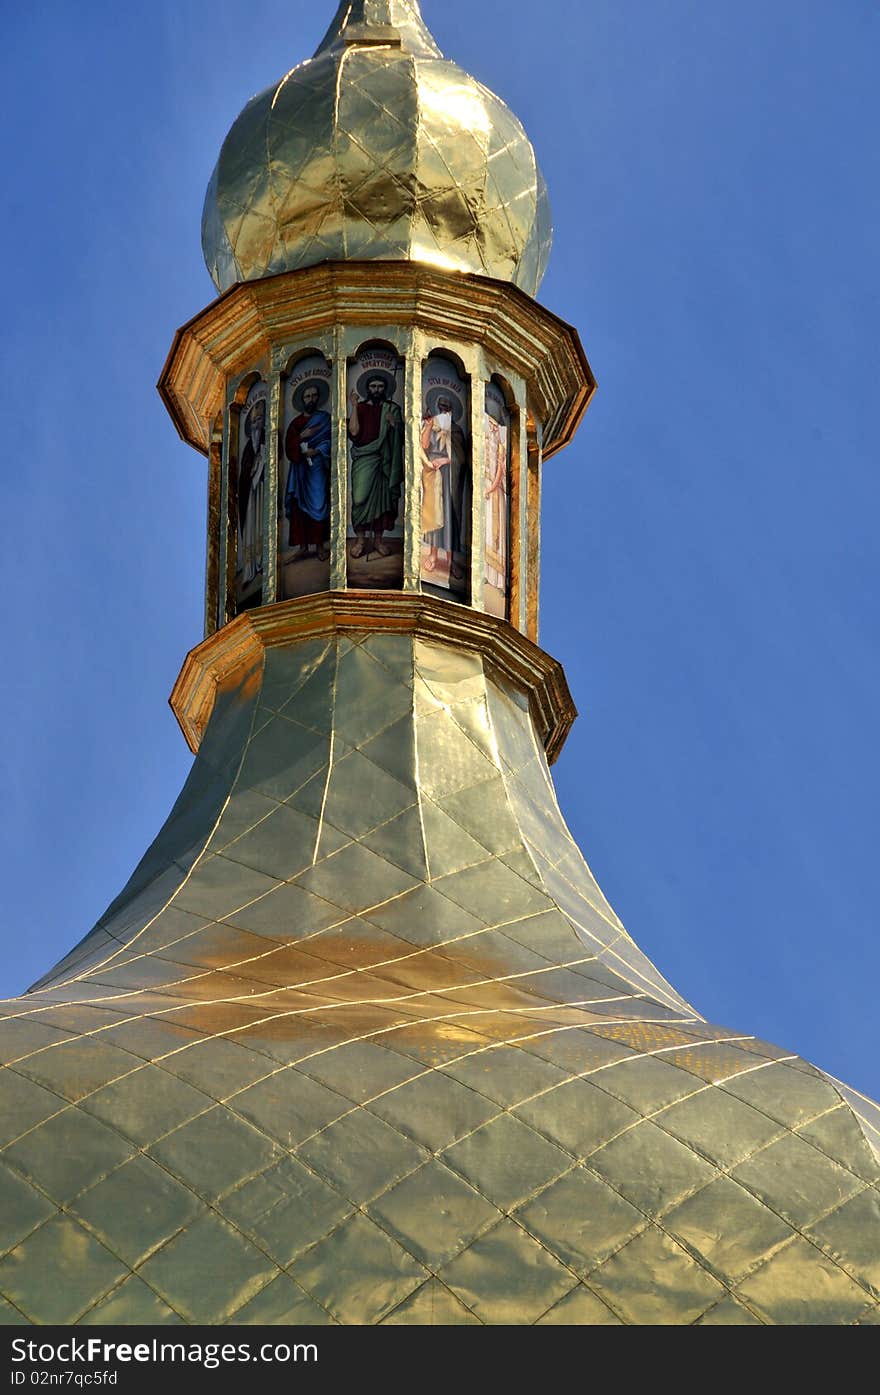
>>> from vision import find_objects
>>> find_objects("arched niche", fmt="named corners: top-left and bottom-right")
top-left (524, 407), bottom-right (541, 643)
top-left (345, 339), bottom-right (406, 591)
top-left (278, 348), bottom-right (334, 601)
top-left (483, 373), bottom-right (517, 621)
top-left (419, 348), bottom-right (472, 604)
top-left (228, 372), bottom-right (268, 615)
top-left (206, 410), bottom-right (223, 637)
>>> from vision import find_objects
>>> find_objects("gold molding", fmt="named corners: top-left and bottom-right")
top-left (158, 262), bottom-right (595, 463)
top-left (170, 592), bottom-right (578, 764)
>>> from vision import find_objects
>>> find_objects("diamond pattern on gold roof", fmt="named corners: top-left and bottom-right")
top-left (201, 2), bottom-right (552, 295)
top-left (1, 634), bottom-right (878, 1325)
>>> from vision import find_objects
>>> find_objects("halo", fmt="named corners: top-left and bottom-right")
top-left (426, 386), bottom-right (464, 422)
top-left (291, 378), bottom-right (330, 413)
top-left (356, 368), bottom-right (397, 401)
top-left (244, 380), bottom-right (268, 407)
top-left (243, 398), bottom-right (267, 435)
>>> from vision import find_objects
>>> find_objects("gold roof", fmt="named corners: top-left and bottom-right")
top-left (201, 0), bottom-right (552, 295)
top-left (4, 2), bottom-right (878, 1330)
top-left (1, 611), bottom-right (879, 1325)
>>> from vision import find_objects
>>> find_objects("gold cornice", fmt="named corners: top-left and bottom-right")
top-left (158, 262), bottom-right (595, 462)
top-left (170, 592), bottom-right (578, 764)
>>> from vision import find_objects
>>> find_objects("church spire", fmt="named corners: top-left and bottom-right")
top-left (3, 0), bottom-right (877, 1333)
top-left (314, 0), bottom-right (442, 56)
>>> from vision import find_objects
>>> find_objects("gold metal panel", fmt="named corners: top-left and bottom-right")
top-left (0, 1019), bottom-right (72, 1066)
top-left (588, 1121), bottom-right (717, 1220)
top-left (296, 1039), bottom-right (422, 1103)
top-left (372, 1021), bottom-right (494, 1067)
top-left (0, 1169), bottom-right (54, 1255)
top-left (797, 1106), bottom-right (880, 1185)
top-left (382, 1278), bottom-right (480, 1325)
top-left (71, 1157), bottom-right (204, 1269)
top-left (537, 1285), bottom-right (622, 1325)
top-left (369, 1160), bottom-right (499, 1268)
top-left (513, 1080), bottom-right (640, 1159)
top-left (368, 1070), bottom-right (497, 1151)
top-left (298, 1108), bottom-right (428, 1206)
top-left (0, 1216), bottom-right (127, 1326)
top-left (433, 858), bottom-right (553, 926)
top-left (664, 1176), bottom-right (794, 1285)
top-left (721, 1060), bottom-right (843, 1128)
top-left (232, 1071), bottom-right (351, 1149)
top-left (231, 1275), bottom-right (336, 1326)
top-left (589, 1226), bottom-right (726, 1326)
top-left (441, 1114), bottom-right (572, 1212)
top-left (516, 1167), bottom-right (647, 1276)
top-left (594, 1054), bottom-right (704, 1115)
top-left (149, 1108), bottom-right (283, 1202)
top-left (79, 1277), bottom-right (184, 1326)
top-left (218, 804), bottom-right (321, 881)
top-left (661, 1041), bottom-right (776, 1082)
top-left (98, 1018), bottom-right (202, 1062)
top-left (172, 855), bottom-right (281, 922)
top-left (79, 1068), bottom-right (214, 1149)
top-left (735, 1236), bottom-right (873, 1325)
top-left (322, 752), bottom-right (417, 838)
top-left (519, 1030), bottom-right (638, 1077)
top-left (4, 1110), bottom-right (135, 1206)
top-left (336, 637), bottom-right (415, 720)
top-left (303, 918), bottom-right (413, 971)
top-left (361, 807), bottom-right (430, 881)
top-left (0, 1069), bottom-right (67, 1148)
top-left (14, 1040), bottom-right (143, 1104)
top-left (296, 840), bottom-right (421, 912)
top-left (137, 1212), bottom-right (276, 1325)
top-left (438, 1219), bottom-right (576, 1325)
top-left (696, 1295), bottom-right (764, 1325)
top-left (289, 1213), bottom-right (427, 1324)
top-left (220, 1156), bottom-right (352, 1269)
top-left (223, 882), bottom-right (344, 940)
top-left (365, 882), bottom-right (486, 948)
top-left (731, 1133), bottom-right (864, 1230)
top-left (233, 723), bottom-right (329, 806)
top-left (807, 1188), bottom-right (880, 1296)
top-left (658, 1085), bottom-right (785, 1170)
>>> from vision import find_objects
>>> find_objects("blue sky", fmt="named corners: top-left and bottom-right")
top-left (1, 1), bottom-right (878, 1100)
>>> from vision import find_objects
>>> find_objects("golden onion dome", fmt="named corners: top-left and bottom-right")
top-left (201, 0), bottom-right (552, 296)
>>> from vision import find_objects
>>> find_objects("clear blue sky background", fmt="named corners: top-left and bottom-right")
top-left (1, 1), bottom-right (877, 1100)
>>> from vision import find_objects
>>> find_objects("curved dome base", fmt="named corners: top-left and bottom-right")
top-left (1, 628), bottom-right (878, 1325)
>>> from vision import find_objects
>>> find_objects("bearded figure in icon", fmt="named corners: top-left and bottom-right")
top-left (284, 381), bottom-right (332, 561)
top-left (347, 372), bottom-right (404, 559)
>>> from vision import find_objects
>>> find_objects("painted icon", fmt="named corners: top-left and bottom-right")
top-left (420, 355), bottom-right (471, 600)
top-left (235, 380), bottom-right (268, 609)
top-left (483, 381), bottom-right (511, 618)
top-left (280, 354), bottom-right (333, 600)
top-left (346, 346), bottom-right (405, 589)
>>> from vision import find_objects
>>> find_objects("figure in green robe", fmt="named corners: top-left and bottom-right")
top-left (347, 374), bottom-right (404, 558)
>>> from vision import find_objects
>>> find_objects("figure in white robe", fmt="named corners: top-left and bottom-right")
top-left (238, 400), bottom-right (266, 587)
top-left (484, 415), bottom-right (508, 596)
top-left (421, 408), bottom-right (453, 574)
